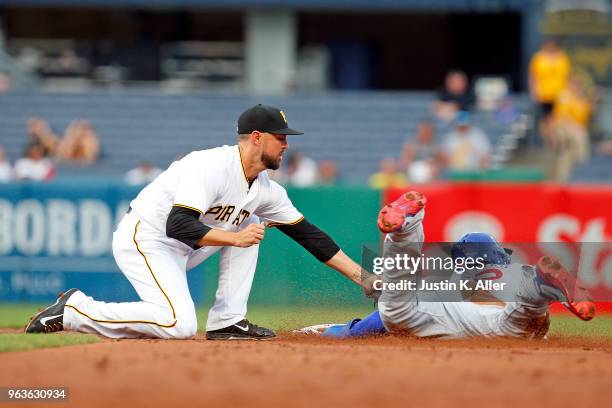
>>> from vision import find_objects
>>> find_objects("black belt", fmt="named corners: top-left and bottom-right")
top-left (127, 206), bottom-right (132, 214)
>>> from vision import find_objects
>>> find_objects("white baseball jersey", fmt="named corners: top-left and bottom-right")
top-left (64, 144), bottom-right (304, 338)
top-left (131, 144), bottom-right (303, 237)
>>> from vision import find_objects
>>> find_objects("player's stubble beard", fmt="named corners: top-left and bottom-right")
top-left (262, 151), bottom-right (282, 170)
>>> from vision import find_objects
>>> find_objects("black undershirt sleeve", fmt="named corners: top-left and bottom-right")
top-left (166, 206), bottom-right (211, 249)
top-left (275, 218), bottom-right (340, 263)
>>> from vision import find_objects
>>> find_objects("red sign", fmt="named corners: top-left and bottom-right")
top-left (385, 183), bottom-right (612, 242)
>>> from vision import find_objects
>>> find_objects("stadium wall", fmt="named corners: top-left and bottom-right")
top-left (0, 181), bottom-right (609, 310)
top-left (0, 181), bottom-right (380, 306)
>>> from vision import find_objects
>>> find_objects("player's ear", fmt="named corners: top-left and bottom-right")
top-left (251, 131), bottom-right (262, 146)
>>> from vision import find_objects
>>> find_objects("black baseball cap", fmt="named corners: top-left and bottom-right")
top-left (237, 104), bottom-right (304, 135)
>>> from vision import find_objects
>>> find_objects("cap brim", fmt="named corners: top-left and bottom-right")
top-left (272, 127), bottom-right (304, 135)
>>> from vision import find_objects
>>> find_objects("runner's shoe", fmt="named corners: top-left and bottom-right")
top-left (536, 256), bottom-right (595, 321)
top-left (377, 191), bottom-right (427, 233)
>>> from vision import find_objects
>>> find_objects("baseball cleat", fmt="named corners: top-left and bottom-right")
top-left (377, 191), bottom-right (427, 233)
top-left (206, 319), bottom-right (276, 340)
top-left (536, 256), bottom-right (595, 321)
top-left (24, 288), bottom-right (79, 333)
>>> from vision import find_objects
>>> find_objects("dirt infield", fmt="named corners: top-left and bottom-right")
top-left (1, 332), bottom-right (612, 408)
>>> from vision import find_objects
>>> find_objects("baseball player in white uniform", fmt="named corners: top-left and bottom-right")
top-left (301, 191), bottom-right (595, 339)
top-left (25, 104), bottom-right (375, 340)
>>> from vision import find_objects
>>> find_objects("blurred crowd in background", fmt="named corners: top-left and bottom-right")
top-left (0, 37), bottom-right (606, 187)
top-left (0, 118), bottom-right (166, 185)
top-left (0, 2), bottom-right (610, 187)
top-left (0, 39), bottom-right (605, 186)
top-left (529, 38), bottom-right (600, 182)
top-left (0, 117), bottom-right (99, 182)
top-left (365, 37), bottom-right (607, 189)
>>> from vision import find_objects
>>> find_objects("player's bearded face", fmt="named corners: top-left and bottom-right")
top-left (262, 151), bottom-right (281, 170)
top-left (261, 133), bottom-right (288, 170)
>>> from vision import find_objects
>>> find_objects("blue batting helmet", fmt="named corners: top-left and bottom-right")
top-left (451, 232), bottom-right (511, 266)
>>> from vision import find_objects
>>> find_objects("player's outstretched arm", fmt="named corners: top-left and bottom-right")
top-left (275, 218), bottom-right (377, 295)
top-left (324, 250), bottom-right (378, 296)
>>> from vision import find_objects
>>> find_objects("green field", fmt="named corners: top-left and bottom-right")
top-left (1, 303), bottom-right (611, 353)
top-left (0, 333), bottom-right (100, 353)
top-left (0, 303), bottom-right (373, 331)
top-left (0, 303), bottom-right (374, 352)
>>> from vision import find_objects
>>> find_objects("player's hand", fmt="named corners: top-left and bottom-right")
top-left (234, 223), bottom-right (265, 247)
top-left (362, 272), bottom-right (381, 300)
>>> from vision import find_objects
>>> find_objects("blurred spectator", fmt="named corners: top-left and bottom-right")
top-left (56, 120), bottom-right (100, 164)
top-left (599, 140), bottom-right (612, 156)
top-left (27, 117), bottom-right (60, 157)
top-left (0, 73), bottom-right (11, 93)
top-left (287, 152), bottom-right (318, 187)
top-left (529, 39), bottom-right (571, 144)
top-left (474, 77), bottom-right (509, 112)
top-left (57, 49), bottom-right (89, 75)
top-left (400, 120), bottom-right (443, 183)
top-left (549, 74), bottom-right (595, 181)
top-left (432, 70), bottom-right (475, 122)
top-left (125, 161), bottom-right (163, 185)
top-left (0, 146), bottom-right (12, 182)
top-left (318, 160), bottom-right (339, 186)
top-left (14, 144), bottom-right (55, 181)
top-left (368, 158), bottom-right (408, 189)
top-left (441, 112), bottom-right (491, 171)
top-left (495, 96), bottom-right (522, 125)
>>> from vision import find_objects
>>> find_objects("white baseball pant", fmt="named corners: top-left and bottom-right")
top-left (64, 211), bottom-right (260, 338)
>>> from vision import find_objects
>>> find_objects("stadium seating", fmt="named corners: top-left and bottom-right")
top-left (0, 90), bottom-right (608, 182)
top-left (570, 153), bottom-right (612, 183)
